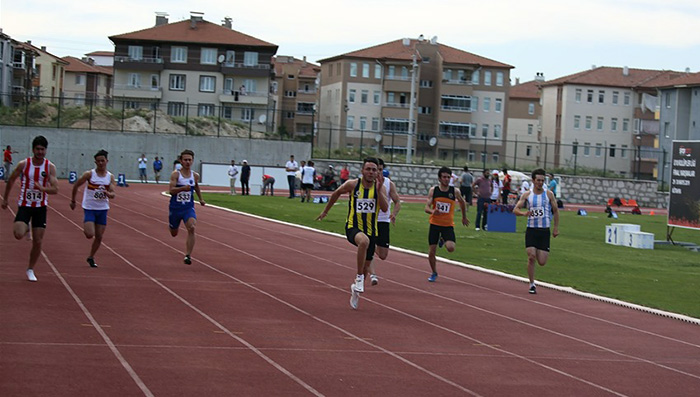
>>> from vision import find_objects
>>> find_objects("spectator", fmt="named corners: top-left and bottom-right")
top-left (240, 160), bottom-right (251, 195)
top-left (173, 156), bottom-right (182, 171)
top-left (301, 160), bottom-right (316, 203)
top-left (153, 156), bottom-right (163, 184)
top-left (227, 160), bottom-right (239, 195)
top-left (285, 155), bottom-right (299, 198)
top-left (262, 174), bottom-right (275, 196)
top-left (340, 164), bottom-right (350, 184)
top-left (472, 169), bottom-right (492, 231)
top-left (137, 153), bottom-right (148, 183)
top-left (3, 145), bottom-right (18, 182)
top-left (501, 168), bottom-right (512, 204)
top-left (460, 166), bottom-right (473, 208)
top-left (548, 173), bottom-right (558, 197)
top-left (324, 165), bottom-right (335, 185)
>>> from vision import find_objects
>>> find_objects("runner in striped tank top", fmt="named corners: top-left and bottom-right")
top-left (317, 158), bottom-right (388, 310)
top-left (514, 168), bottom-right (560, 295)
top-left (1, 136), bottom-right (59, 282)
top-left (70, 150), bottom-right (116, 268)
top-left (168, 149), bottom-right (206, 265)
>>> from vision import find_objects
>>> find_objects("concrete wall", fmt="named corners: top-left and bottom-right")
top-left (0, 126), bottom-right (310, 181)
top-left (311, 159), bottom-right (668, 208)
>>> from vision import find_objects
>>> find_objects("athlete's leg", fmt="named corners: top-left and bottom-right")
top-left (83, 221), bottom-right (96, 239)
top-left (526, 246), bottom-right (538, 284)
top-left (90, 224), bottom-right (107, 258)
top-left (428, 244), bottom-right (438, 274)
top-left (28, 228), bottom-right (45, 270)
top-left (13, 221), bottom-right (28, 240)
top-left (184, 217), bottom-right (197, 256)
top-left (444, 240), bottom-right (456, 253)
top-left (353, 232), bottom-right (370, 275)
top-left (375, 246), bottom-right (388, 260)
top-left (536, 249), bottom-right (550, 266)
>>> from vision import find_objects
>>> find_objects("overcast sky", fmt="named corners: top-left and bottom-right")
top-left (3, 0), bottom-right (700, 83)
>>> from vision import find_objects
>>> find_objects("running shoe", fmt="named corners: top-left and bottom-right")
top-left (438, 237), bottom-right (445, 248)
top-left (184, 255), bottom-right (192, 265)
top-left (349, 285), bottom-right (359, 309)
top-left (370, 274), bottom-right (379, 286)
top-left (26, 269), bottom-right (37, 282)
top-left (475, 227), bottom-right (480, 231)
top-left (87, 257), bottom-right (98, 268)
top-left (529, 285), bottom-right (537, 294)
top-left (428, 272), bottom-right (438, 282)
top-left (353, 274), bottom-right (364, 293)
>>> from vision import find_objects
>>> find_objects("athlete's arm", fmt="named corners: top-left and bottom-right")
top-left (38, 163), bottom-right (59, 195)
top-left (376, 176), bottom-right (389, 213)
top-left (454, 188), bottom-right (470, 227)
top-left (70, 171), bottom-right (91, 210)
top-left (388, 181), bottom-right (401, 225)
top-left (107, 173), bottom-right (116, 199)
top-left (317, 179), bottom-right (356, 220)
top-left (168, 171), bottom-right (187, 195)
top-left (513, 191), bottom-right (531, 217)
top-left (1, 160), bottom-right (25, 209)
top-left (547, 189), bottom-right (559, 237)
top-left (194, 172), bottom-right (205, 206)
top-left (424, 187), bottom-right (436, 215)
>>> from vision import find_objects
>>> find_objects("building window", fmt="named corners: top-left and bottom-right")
top-left (665, 92), bottom-right (672, 108)
top-left (528, 124), bottom-right (533, 135)
top-left (225, 50), bottom-right (235, 65)
top-left (595, 143), bottom-right (602, 157)
top-left (611, 117), bottom-right (618, 132)
top-left (575, 88), bottom-right (581, 103)
top-left (612, 91), bottom-right (619, 104)
top-left (587, 90), bottom-right (593, 103)
top-left (419, 106), bottom-right (432, 114)
top-left (583, 143), bottom-right (590, 156)
top-left (372, 117), bottom-right (379, 131)
top-left (585, 116), bottom-right (592, 130)
top-left (401, 66), bottom-right (409, 79)
top-left (167, 102), bottom-right (185, 117)
top-left (128, 46), bottom-right (143, 60)
top-left (492, 153), bottom-right (499, 163)
top-left (285, 90), bottom-right (297, 97)
top-left (574, 115), bottom-right (581, 129)
top-left (241, 108), bottom-right (255, 121)
top-left (373, 91), bottom-right (380, 105)
top-left (198, 104), bottom-right (215, 117)
top-left (621, 144), bottom-right (628, 158)
top-left (468, 151), bottom-right (475, 161)
top-left (169, 74), bottom-right (186, 91)
top-left (526, 145), bottom-right (532, 157)
top-left (388, 65), bottom-right (395, 78)
top-left (597, 117), bottom-right (604, 131)
top-left (362, 63), bottom-right (369, 78)
top-left (329, 64), bottom-right (333, 76)
top-left (348, 89), bottom-right (356, 103)
top-left (494, 124), bottom-right (501, 138)
top-left (350, 63), bottom-right (357, 77)
top-left (347, 115), bottom-right (355, 130)
top-left (243, 52), bottom-right (258, 66)
top-left (664, 122), bottom-right (670, 138)
top-left (128, 73), bottom-right (141, 88)
top-left (374, 64), bottom-right (381, 79)
top-left (74, 94), bottom-right (85, 106)
top-left (472, 97), bottom-right (478, 111)
top-left (482, 124), bottom-right (489, 137)
top-left (496, 72), bottom-right (504, 86)
top-left (360, 116), bottom-right (367, 130)
top-left (75, 74), bottom-right (86, 85)
top-left (528, 103), bottom-right (535, 115)
top-left (484, 71), bottom-right (492, 85)
top-left (224, 78), bottom-right (234, 94)
top-left (200, 48), bottom-right (217, 65)
top-left (623, 118), bottom-right (629, 132)
top-left (624, 92), bottom-right (631, 105)
top-left (361, 90), bottom-right (368, 104)
top-left (420, 80), bottom-right (433, 88)
top-left (150, 74), bottom-right (159, 89)
top-left (495, 98), bottom-right (502, 113)
top-left (171, 46), bottom-right (187, 63)
top-left (471, 70), bottom-right (479, 85)
top-left (285, 111), bottom-right (295, 119)
top-left (483, 97), bottom-right (491, 112)
top-left (609, 144), bottom-right (616, 158)
top-left (598, 90), bottom-right (605, 104)
top-left (199, 76), bottom-right (215, 92)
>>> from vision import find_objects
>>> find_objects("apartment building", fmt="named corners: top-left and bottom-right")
top-left (22, 41), bottom-right (68, 102)
top-left (1, 40), bottom-right (39, 107)
top-left (505, 76), bottom-right (542, 168)
top-left (317, 37), bottom-right (512, 163)
top-left (85, 51), bottom-right (114, 67)
top-left (539, 66), bottom-right (681, 178)
top-left (271, 56), bottom-right (320, 139)
top-left (0, 30), bottom-right (13, 106)
top-left (109, 13), bottom-right (278, 128)
top-left (61, 56), bottom-right (113, 106)
top-left (655, 72), bottom-right (700, 184)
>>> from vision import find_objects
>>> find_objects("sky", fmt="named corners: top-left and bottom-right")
top-left (2, 0), bottom-right (700, 83)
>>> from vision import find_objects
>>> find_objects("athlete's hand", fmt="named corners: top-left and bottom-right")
top-left (199, 200), bottom-right (206, 206)
top-left (70, 201), bottom-right (76, 210)
top-left (316, 212), bottom-right (327, 221)
top-left (1, 199), bottom-right (7, 210)
top-left (552, 227), bottom-right (559, 238)
top-left (390, 214), bottom-right (396, 225)
top-left (462, 216), bottom-right (470, 227)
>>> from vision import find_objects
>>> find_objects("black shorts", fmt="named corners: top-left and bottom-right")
top-left (525, 227), bottom-right (550, 251)
top-left (15, 206), bottom-right (47, 229)
top-left (376, 222), bottom-right (390, 248)
top-left (460, 186), bottom-right (472, 201)
top-left (428, 224), bottom-right (455, 246)
top-left (346, 227), bottom-right (376, 260)
top-left (302, 183), bottom-right (314, 190)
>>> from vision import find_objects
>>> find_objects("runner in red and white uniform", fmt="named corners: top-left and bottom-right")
top-left (1, 136), bottom-right (59, 282)
top-left (70, 150), bottom-right (116, 268)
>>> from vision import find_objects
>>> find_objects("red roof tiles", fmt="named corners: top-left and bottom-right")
top-left (540, 66), bottom-right (683, 89)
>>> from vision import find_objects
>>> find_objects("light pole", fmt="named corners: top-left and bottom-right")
top-left (406, 54), bottom-right (418, 164)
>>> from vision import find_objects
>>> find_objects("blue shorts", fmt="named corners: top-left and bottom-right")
top-left (84, 209), bottom-right (108, 226)
top-left (169, 207), bottom-right (196, 229)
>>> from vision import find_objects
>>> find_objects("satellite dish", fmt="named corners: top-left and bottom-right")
top-left (217, 54), bottom-right (225, 63)
top-left (374, 134), bottom-right (382, 143)
top-left (429, 137), bottom-right (437, 147)
top-left (258, 114), bottom-right (267, 124)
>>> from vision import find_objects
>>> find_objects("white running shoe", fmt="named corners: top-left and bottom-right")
top-left (353, 274), bottom-right (364, 293)
top-left (349, 285), bottom-right (359, 309)
top-left (26, 269), bottom-right (37, 282)
top-left (370, 274), bottom-right (379, 286)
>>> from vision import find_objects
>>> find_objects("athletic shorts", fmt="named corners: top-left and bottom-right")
top-left (525, 227), bottom-right (550, 251)
top-left (169, 207), bottom-right (197, 229)
top-left (302, 183), bottom-right (314, 190)
top-left (139, 168), bottom-right (147, 177)
top-left (346, 227), bottom-right (376, 261)
top-left (84, 209), bottom-right (108, 226)
top-left (460, 186), bottom-right (472, 202)
top-left (428, 224), bottom-right (455, 246)
top-left (14, 206), bottom-right (47, 229)
top-left (376, 222), bottom-right (390, 248)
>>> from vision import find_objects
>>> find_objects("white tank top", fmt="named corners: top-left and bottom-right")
top-left (18, 158), bottom-right (50, 207)
top-left (378, 177), bottom-right (392, 223)
top-left (82, 169), bottom-right (112, 210)
top-left (527, 191), bottom-right (552, 228)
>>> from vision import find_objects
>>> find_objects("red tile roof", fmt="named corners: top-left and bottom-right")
top-left (272, 56), bottom-right (320, 78)
top-left (61, 56), bottom-right (113, 75)
top-left (509, 80), bottom-right (540, 100)
top-left (109, 19), bottom-right (277, 49)
top-left (22, 42), bottom-right (68, 64)
top-left (86, 51), bottom-right (114, 57)
top-left (648, 71), bottom-right (700, 88)
top-left (319, 39), bottom-right (512, 68)
top-left (540, 66), bottom-right (683, 89)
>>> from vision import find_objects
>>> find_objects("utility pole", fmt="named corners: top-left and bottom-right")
top-left (406, 54), bottom-right (418, 164)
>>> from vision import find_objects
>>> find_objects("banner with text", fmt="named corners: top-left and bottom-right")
top-left (668, 141), bottom-right (700, 230)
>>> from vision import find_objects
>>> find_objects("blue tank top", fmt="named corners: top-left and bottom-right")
top-left (169, 171), bottom-right (195, 210)
top-left (527, 191), bottom-right (551, 229)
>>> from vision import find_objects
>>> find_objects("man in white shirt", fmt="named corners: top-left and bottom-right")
top-left (227, 160), bottom-right (239, 195)
top-left (300, 160), bottom-right (316, 203)
top-left (285, 155), bottom-right (299, 198)
top-left (138, 153), bottom-right (148, 183)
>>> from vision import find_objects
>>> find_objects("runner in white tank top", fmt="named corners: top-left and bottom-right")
top-left (370, 160), bottom-right (402, 285)
top-left (71, 150), bottom-right (116, 268)
top-left (1, 135), bottom-right (59, 282)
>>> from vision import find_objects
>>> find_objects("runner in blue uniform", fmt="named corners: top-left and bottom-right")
top-left (168, 149), bottom-right (205, 265)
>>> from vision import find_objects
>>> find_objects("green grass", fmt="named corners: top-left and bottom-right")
top-left (203, 193), bottom-right (700, 318)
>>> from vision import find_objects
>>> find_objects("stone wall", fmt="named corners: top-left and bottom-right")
top-left (312, 159), bottom-right (669, 209)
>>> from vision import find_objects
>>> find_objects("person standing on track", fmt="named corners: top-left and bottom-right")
top-left (70, 149), bottom-right (116, 268)
top-left (1, 136), bottom-right (59, 282)
top-left (370, 158), bottom-right (401, 285)
top-left (153, 156), bottom-right (163, 184)
top-left (168, 149), bottom-right (206, 265)
top-left (227, 160), bottom-right (239, 195)
top-left (240, 160), bottom-right (250, 196)
top-left (425, 166), bottom-right (469, 282)
top-left (316, 158), bottom-right (388, 310)
top-left (513, 168), bottom-right (559, 294)
top-left (137, 153), bottom-right (148, 183)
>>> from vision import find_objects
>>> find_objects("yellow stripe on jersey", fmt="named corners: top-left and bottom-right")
top-left (346, 179), bottom-right (378, 237)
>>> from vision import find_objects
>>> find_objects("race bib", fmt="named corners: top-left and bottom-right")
top-left (529, 206), bottom-right (545, 219)
top-left (92, 188), bottom-right (108, 200)
top-left (356, 198), bottom-right (376, 213)
top-left (435, 201), bottom-right (451, 213)
top-left (176, 191), bottom-right (192, 203)
top-left (25, 189), bottom-right (43, 203)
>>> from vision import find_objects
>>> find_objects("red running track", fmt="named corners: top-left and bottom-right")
top-left (1, 181), bottom-right (699, 396)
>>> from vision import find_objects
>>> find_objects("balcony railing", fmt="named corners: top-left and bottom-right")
top-left (385, 102), bottom-right (409, 108)
top-left (114, 84), bottom-right (162, 91)
top-left (385, 75), bottom-right (411, 81)
top-left (114, 56), bottom-right (164, 64)
top-left (440, 105), bottom-right (472, 112)
top-left (222, 62), bottom-right (271, 70)
top-left (439, 131), bottom-right (471, 139)
top-left (443, 78), bottom-right (473, 85)
top-left (297, 88), bottom-right (317, 94)
top-left (12, 62), bottom-right (25, 69)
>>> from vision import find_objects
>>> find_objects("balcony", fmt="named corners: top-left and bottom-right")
top-left (113, 84), bottom-right (162, 99)
top-left (440, 105), bottom-right (472, 112)
top-left (220, 62), bottom-right (271, 77)
top-left (297, 88), bottom-right (317, 95)
top-left (385, 102), bottom-right (409, 109)
top-left (114, 56), bottom-right (164, 71)
top-left (443, 78), bottom-right (473, 85)
top-left (219, 90), bottom-right (269, 105)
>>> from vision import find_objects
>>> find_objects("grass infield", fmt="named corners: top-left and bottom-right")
top-left (203, 193), bottom-right (700, 319)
